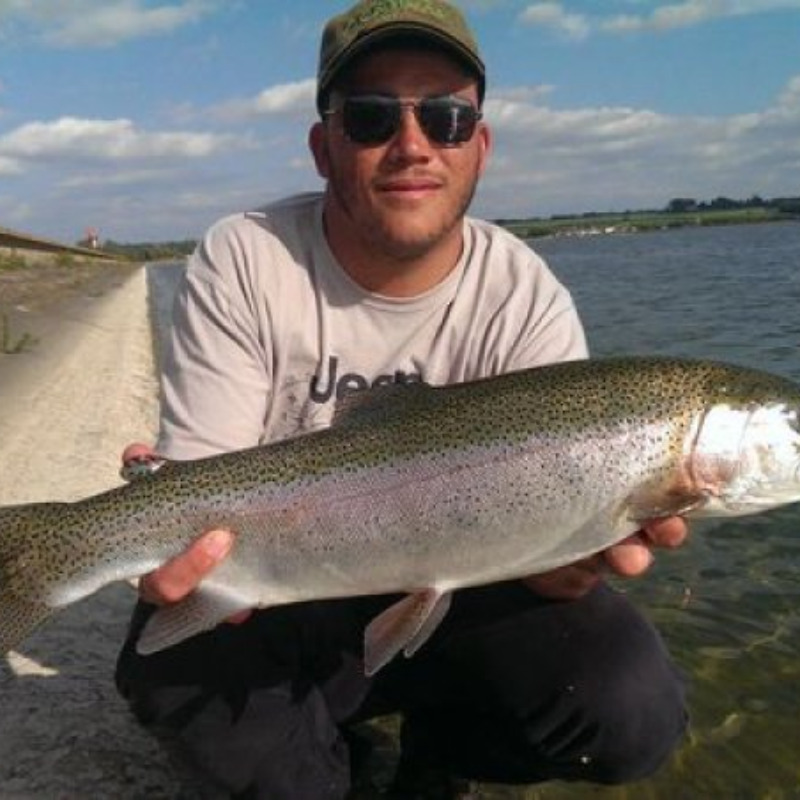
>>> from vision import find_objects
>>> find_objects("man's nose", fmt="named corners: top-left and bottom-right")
top-left (388, 106), bottom-right (431, 158)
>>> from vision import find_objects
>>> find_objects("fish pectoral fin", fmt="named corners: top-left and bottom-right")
top-left (627, 488), bottom-right (711, 522)
top-left (363, 589), bottom-right (451, 677)
top-left (136, 584), bottom-right (256, 656)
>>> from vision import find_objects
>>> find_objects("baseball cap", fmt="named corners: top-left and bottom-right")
top-left (317, 0), bottom-right (486, 113)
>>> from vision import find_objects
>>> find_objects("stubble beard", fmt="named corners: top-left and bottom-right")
top-left (327, 163), bottom-right (479, 263)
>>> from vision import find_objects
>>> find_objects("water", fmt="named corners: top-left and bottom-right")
top-left (536, 222), bottom-right (800, 381)
top-left (148, 224), bottom-right (800, 798)
top-left (517, 222), bottom-right (800, 800)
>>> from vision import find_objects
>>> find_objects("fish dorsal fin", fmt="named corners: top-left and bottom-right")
top-left (331, 382), bottom-right (432, 429)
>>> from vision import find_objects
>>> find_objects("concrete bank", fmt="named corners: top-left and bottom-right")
top-left (0, 263), bottom-right (209, 799)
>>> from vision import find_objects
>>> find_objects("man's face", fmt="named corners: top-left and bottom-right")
top-left (311, 46), bottom-right (491, 265)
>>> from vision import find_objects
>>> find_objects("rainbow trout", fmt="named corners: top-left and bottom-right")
top-left (1, 357), bottom-right (800, 675)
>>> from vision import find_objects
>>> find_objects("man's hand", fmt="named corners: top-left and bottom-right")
top-left (523, 517), bottom-right (689, 600)
top-left (122, 443), bottom-right (248, 622)
top-left (138, 528), bottom-right (235, 605)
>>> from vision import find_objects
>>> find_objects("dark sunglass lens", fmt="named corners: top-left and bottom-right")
top-left (343, 97), bottom-right (400, 144)
top-left (418, 98), bottom-right (478, 145)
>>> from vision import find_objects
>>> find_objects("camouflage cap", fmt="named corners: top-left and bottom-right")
top-left (317, 0), bottom-right (485, 113)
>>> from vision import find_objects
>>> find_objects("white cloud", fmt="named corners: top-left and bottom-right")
top-left (494, 85), bottom-right (556, 103)
top-left (476, 75), bottom-right (800, 217)
top-left (519, 3), bottom-right (591, 40)
top-left (0, 116), bottom-right (251, 163)
top-left (211, 79), bottom-right (317, 122)
top-left (0, 155), bottom-right (22, 175)
top-left (518, 0), bottom-right (800, 38)
top-left (777, 75), bottom-right (800, 109)
top-left (58, 167), bottom-right (183, 189)
top-left (0, 0), bottom-right (217, 47)
top-left (602, 0), bottom-right (800, 34)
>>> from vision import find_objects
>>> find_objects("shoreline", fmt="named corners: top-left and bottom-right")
top-left (502, 209), bottom-right (798, 241)
top-left (0, 264), bottom-right (208, 798)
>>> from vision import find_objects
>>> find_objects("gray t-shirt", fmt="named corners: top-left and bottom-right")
top-left (158, 193), bottom-right (588, 459)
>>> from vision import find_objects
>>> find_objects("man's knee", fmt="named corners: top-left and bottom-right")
top-left (431, 583), bottom-right (688, 785)
top-left (517, 589), bottom-right (689, 784)
top-left (553, 654), bottom-right (687, 783)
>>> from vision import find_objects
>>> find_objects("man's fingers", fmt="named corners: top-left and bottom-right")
top-left (603, 533), bottom-right (654, 577)
top-left (603, 517), bottom-right (689, 578)
top-left (641, 516), bottom-right (689, 549)
top-left (139, 529), bottom-right (234, 605)
top-left (122, 442), bottom-right (156, 464)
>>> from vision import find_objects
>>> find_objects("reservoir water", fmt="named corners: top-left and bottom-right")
top-left (527, 221), bottom-right (800, 799)
top-left (148, 221), bottom-right (800, 798)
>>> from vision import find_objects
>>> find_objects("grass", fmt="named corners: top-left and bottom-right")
top-left (502, 207), bottom-right (791, 239)
top-left (55, 252), bottom-right (77, 269)
top-left (0, 252), bottom-right (37, 353)
top-left (0, 250), bottom-right (29, 272)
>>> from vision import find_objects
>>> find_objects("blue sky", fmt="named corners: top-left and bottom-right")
top-left (0, 0), bottom-right (798, 243)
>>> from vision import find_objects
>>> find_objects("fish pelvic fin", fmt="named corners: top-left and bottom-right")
top-left (0, 503), bottom-right (66, 653)
top-left (364, 589), bottom-right (452, 677)
top-left (136, 581), bottom-right (259, 655)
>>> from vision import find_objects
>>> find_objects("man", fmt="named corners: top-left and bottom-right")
top-left (116, 2), bottom-right (689, 798)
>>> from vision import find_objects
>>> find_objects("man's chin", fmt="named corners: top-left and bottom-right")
top-left (368, 215), bottom-right (456, 261)
top-left (373, 232), bottom-right (445, 262)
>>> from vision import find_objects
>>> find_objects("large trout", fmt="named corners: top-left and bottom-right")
top-left (1, 357), bottom-right (799, 675)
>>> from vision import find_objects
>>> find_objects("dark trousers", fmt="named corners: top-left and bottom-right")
top-left (115, 582), bottom-right (687, 800)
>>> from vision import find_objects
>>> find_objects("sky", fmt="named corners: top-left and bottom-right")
top-left (0, 0), bottom-right (798, 244)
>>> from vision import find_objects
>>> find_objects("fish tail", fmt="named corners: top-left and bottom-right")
top-left (0, 502), bottom-right (63, 653)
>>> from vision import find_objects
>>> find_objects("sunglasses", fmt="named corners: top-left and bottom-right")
top-left (324, 94), bottom-right (482, 147)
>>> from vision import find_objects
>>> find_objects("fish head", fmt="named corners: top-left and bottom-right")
top-left (691, 390), bottom-right (800, 516)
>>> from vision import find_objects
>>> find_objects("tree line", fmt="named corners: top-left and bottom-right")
top-left (75, 238), bottom-right (197, 261)
top-left (665, 195), bottom-right (800, 214)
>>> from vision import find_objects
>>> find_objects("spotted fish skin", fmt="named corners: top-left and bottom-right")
top-left (1, 357), bottom-right (799, 674)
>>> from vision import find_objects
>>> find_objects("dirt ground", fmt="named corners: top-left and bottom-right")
top-left (0, 257), bottom-right (214, 798)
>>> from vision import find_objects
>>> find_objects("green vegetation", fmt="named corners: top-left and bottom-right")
top-left (95, 239), bottom-right (197, 262)
top-left (0, 251), bottom-right (28, 272)
top-left (499, 194), bottom-right (800, 239)
top-left (54, 252), bottom-right (77, 269)
top-left (1, 313), bottom-right (37, 355)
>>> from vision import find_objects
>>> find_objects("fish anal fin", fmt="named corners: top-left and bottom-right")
top-left (136, 583), bottom-right (257, 656)
top-left (0, 590), bottom-right (54, 655)
top-left (363, 589), bottom-right (451, 677)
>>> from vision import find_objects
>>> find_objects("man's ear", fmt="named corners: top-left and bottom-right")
top-left (309, 122), bottom-right (329, 179)
top-left (476, 120), bottom-right (493, 178)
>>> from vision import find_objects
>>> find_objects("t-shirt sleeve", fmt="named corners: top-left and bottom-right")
top-left (467, 223), bottom-right (589, 374)
top-left (504, 281), bottom-right (589, 372)
top-left (156, 229), bottom-right (272, 460)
